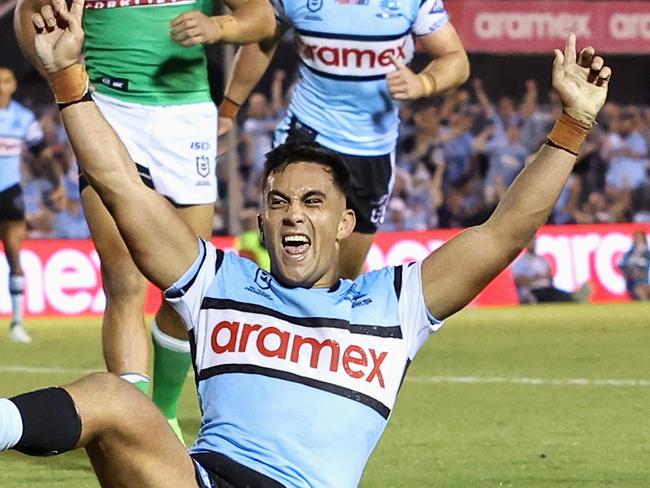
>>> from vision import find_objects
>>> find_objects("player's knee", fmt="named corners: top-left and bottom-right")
top-left (83, 373), bottom-right (148, 415)
top-left (101, 263), bottom-right (148, 298)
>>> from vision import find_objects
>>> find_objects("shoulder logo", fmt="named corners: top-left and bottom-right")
top-left (345, 283), bottom-right (372, 308)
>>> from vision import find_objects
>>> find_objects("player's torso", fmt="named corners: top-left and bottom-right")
top-left (0, 101), bottom-right (32, 191)
top-left (83, 0), bottom-right (212, 105)
top-left (192, 254), bottom-right (409, 487)
top-left (281, 0), bottom-right (426, 155)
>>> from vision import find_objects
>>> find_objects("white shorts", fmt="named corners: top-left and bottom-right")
top-left (92, 92), bottom-right (218, 205)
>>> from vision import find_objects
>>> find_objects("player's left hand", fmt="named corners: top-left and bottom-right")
top-left (552, 34), bottom-right (611, 125)
top-left (170, 11), bottom-right (221, 46)
top-left (386, 54), bottom-right (429, 100)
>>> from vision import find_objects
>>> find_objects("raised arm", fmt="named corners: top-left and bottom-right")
top-left (421, 35), bottom-right (611, 319)
top-left (29, 0), bottom-right (199, 290)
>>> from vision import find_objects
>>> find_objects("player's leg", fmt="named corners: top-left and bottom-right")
top-left (1, 220), bottom-right (31, 343)
top-left (0, 373), bottom-right (199, 488)
top-left (145, 100), bottom-right (217, 441)
top-left (81, 185), bottom-right (151, 393)
top-left (152, 203), bottom-right (214, 441)
top-left (338, 152), bottom-right (394, 279)
top-left (0, 184), bottom-right (31, 343)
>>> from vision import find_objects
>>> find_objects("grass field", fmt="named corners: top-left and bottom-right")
top-left (1, 303), bottom-right (649, 487)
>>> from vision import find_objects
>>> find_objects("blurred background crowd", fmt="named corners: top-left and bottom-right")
top-left (11, 68), bottom-right (649, 239)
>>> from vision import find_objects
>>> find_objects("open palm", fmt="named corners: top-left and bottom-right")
top-left (32, 0), bottom-right (84, 73)
top-left (552, 34), bottom-right (611, 125)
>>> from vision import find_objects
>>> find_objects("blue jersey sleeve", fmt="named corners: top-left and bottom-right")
top-left (412, 0), bottom-right (449, 36)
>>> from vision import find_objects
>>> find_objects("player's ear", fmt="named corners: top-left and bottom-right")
top-left (257, 214), bottom-right (265, 243)
top-left (336, 209), bottom-right (355, 241)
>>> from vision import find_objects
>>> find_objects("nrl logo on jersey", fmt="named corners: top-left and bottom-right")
top-left (306, 0), bottom-right (322, 12)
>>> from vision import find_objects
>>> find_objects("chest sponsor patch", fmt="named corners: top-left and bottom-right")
top-left (194, 309), bottom-right (407, 416)
top-left (296, 33), bottom-right (414, 79)
top-left (0, 137), bottom-right (22, 157)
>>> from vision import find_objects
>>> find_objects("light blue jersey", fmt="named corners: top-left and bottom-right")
top-left (0, 100), bottom-right (43, 192)
top-left (273, 0), bottom-right (449, 156)
top-left (166, 239), bottom-right (443, 487)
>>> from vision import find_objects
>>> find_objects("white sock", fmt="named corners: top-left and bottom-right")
top-left (119, 373), bottom-right (150, 385)
top-left (152, 320), bottom-right (190, 353)
top-left (9, 275), bottom-right (25, 325)
top-left (0, 399), bottom-right (24, 451)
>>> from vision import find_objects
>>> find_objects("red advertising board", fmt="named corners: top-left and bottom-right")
top-left (0, 223), bottom-right (648, 317)
top-left (444, 1), bottom-right (650, 53)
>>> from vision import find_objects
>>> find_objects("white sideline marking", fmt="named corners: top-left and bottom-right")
top-left (2, 365), bottom-right (650, 388)
top-left (0, 366), bottom-right (96, 375)
top-left (405, 376), bottom-right (650, 387)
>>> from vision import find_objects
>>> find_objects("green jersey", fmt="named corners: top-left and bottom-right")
top-left (83, 0), bottom-right (212, 105)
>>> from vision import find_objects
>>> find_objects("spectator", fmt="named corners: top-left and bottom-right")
top-left (602, 109), bottom-right (648, 192)
top-left (512, 237), bottom-right (591, 304)
top-left (241, 92), bottom-right (276, 177)
top-left (618, 231), bottom-right (650, 300)
top-left (54, 186), bottom-right (90, 239)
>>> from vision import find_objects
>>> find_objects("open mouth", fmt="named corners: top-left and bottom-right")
top-left (282, 234), bottom-right (311, 257)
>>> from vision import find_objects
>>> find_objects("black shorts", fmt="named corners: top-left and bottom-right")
top-left (0, 184), bottom-right (26, 222)
top-left (282, 116), bottom-right (393, 234)
top-left (192, 451), bottom-right (284, 488)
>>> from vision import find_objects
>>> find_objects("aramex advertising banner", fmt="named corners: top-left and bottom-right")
top-left (444, 1), bottom-right (650, 54)
top-left (1, 223), bottom-right (649, 317)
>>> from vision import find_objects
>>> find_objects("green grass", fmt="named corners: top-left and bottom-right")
top-left (1, 303), bottom-right (650, 487)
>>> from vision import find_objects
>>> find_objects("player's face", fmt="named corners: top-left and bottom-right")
top-left (261, 162), bottom-right (355, 288)
top-left (0, 69), bottom-right (17, 105)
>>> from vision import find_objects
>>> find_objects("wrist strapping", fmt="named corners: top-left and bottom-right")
top-left (546, 111), bottom-right (592, 156)
top-left (219, 97), bottom-right (241, 119)
top-left (48, 64), bottom-right (89, 104)
top-left (212, 15), bottom-right (240, 42)
top-left (418, 72), bottom-right (437, 97)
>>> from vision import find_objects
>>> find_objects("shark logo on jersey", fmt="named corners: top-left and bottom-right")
top-left (376, 0), bottom-right (404, 18)
top-left (345, 284), bottom-right (372, 308)
top-left (306, 0), bottom-right (322, 12)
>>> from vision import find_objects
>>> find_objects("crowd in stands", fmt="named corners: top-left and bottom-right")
top-left (18, 70), bottom-right (650, 238)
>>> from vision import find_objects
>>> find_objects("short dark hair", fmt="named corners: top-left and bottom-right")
top-left (262, 141), bottom-right (351, 200)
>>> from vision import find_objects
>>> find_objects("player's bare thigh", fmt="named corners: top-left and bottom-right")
top-left (66, 373), bottom-right (199, 488)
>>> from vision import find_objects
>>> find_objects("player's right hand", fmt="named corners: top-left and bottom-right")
top-left (171, 11), bottom-right (221, 46)
top-left (552, 34), bottom-right (611, 126)
top-left (31, 0), bottom-right (84, 73)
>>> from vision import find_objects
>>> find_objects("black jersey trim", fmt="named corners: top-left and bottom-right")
top-left (198, 363), bottom-right (391, 419)
top-left (165, 239), bottom-right (208, 299)
top-left (299, 60), bottom-right (387, 82)
top-left (215, 248), bottom-right (225, 274)
top-left (393, 265), bottom-right (403, 300)
top-left (200, 297), bottom-right (402, 339)
top-left (296, 27), bottom-right (410, 42)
